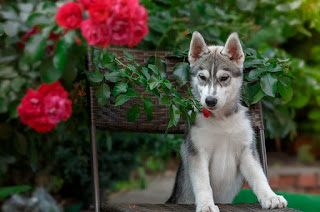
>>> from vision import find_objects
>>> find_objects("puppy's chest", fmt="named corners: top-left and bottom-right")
top-left (191, 112), bottom-right (252, 153)
top-left (191, 114), bottom-right (252, 186)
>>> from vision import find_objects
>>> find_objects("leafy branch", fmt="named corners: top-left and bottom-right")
top-left (88, 48), bottom-right (201, 130)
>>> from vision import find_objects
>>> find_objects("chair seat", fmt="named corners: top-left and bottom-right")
top-left (101, 203), bottom-right (301, 212)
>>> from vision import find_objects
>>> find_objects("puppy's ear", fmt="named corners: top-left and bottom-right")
top-left (188, 31), bottom-right (209, 66)
top-left (221, 32), bottom-right (244, 68)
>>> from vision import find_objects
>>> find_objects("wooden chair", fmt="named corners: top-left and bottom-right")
top-left (86, 48), bottom-right (295, 212)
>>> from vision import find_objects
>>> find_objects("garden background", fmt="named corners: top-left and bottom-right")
top-left (1, 0), bottom-right (320, 211)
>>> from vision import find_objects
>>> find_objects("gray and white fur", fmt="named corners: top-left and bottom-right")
top-left (167, 32), bottom-right (288, 212)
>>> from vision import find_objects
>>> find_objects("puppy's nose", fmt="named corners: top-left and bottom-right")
top-left (205, 97), bottom-right (217, 107)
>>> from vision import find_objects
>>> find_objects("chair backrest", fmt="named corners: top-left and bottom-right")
top-left (87, 48), bottom-right (264, 134)
top-left (86, 48), bottom-right (268, 212)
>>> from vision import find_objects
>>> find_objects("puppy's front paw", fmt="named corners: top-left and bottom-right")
top-left (261, 195), bottom-right (288, 209)
top-left (196, 204), bottom-right (220, 212)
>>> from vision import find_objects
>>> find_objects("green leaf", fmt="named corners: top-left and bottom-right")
top-left (89, 71), bottom-right (104, 83)
top-left (163, 79), bottom-right (172, 89)
top-left (0, 185), bottom-right (32, 201)
top-left (267, 63), bottom-right (282, 72)
top-left (104, 71), bottom-right (122, 83)
top-left (0, 66), bottom-right (17, 78)
top-left (160, 96), bottom-right (172, 106)
top-left (113, 82), bottom-right (128, 97)
top-left (180, 106), bottom-right (189, 120)
top-left (95, 83), bottom-right (110, 106)
top-left (308, 110), bottom-right (320, 120)
top-left (125, 88), bottom-right (140, 97)
top-left (169, 104), bottom-right (180, 126)
top-left (236, 0), bottom-right (257, 12)
top-left (24, 33), bottom-right (46, 62)
top-left (114, 95), bottom-right (130, 106)
top-left (191, 111), bottom-right (197, 122)
top-left (124, 51), bottom-right (134, 61)
top-left (246, 68), bottom-right (265, 81)
top-left (127, 104), bottom-right (141, 122)
top-left (26, 13), bottom-right (51, 27)
top-left (64, 30), bottom-right (77, 44)
top-left (40, 60), bottom-right (62, 83)
top-left (290, 94), bottom-right (309, 108)
top-left (148, 64), bottom-right (160, 76)
top-left (244, 58), bottom-right (264, 69)
top-left (278, 58), bottom-right (290, 63)
top-left (173, 62), bottom-right (190, 87)
top-left (252, 87), bottom-right (265, 104)
top-left (147, 56), bottom-right (167, 79)
top-left (140, 78), bottom-right (147, 88)
top-left (278, 76), bottom-right (292, 87)
top-left (127, 63), bottom-right (136, 72)
top-left (53, 39), bottom-right (68, 71)
top-left (18, 3), bottom-right (33, 12)
top-left (0, 24), bottom-right (4, 36)
top-left (3, 21), bottom-right (20, 37)
top-left (11, 78), bottom-right (25, 92)
top-left (0, 10), bottom-right (19, 20)
top-left (102, 52), bottom-right (111, 64)
top-left (105, 62), bottom-right (118, 71)
top-left (149, 75), bottom-right (160, 90)
top-left (142, 97), bottom-right (154, 121)
top-left (242, 82), bottom-right (254, 106)
top-left (278, 81), bottom-right (293, 101)
top-left (141, 67), bottom-right (150, 80)
top-left (173, 98), bottom-right (187, 107)
top-left (260, 73), bottom-right (278, 97)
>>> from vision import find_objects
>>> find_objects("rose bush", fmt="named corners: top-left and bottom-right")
top-left (12, 0), bottom-right (149, 133)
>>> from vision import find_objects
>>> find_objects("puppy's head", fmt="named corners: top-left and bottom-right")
top-left (189, 31), bottom-right (244, 111)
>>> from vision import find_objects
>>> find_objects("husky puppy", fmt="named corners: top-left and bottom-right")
top-left (167, 32), bottom-right (288, 212)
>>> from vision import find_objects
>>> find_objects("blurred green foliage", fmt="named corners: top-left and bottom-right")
top-left (1, 0), bottom-right (320, 206)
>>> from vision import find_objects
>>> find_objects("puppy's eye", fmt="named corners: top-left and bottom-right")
top-left (199, 74), bottom-right (206, 81)
top-left (220, 75), bottom-right (229, 81)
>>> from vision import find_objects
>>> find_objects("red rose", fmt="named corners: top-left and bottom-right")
top-left (128, 20), bottom-right (148, 47)
top-left (18, 81), bottom-right (72, 133)
top-left (44, 95), bottom-right (72, 124)
top-left (81, 20), bottom-right (110, 47)
top-left (38, 81), bottom-right (68, 97)
top-left (107, 16), bottom-right (133, 46)
top-left (18, 89), bottom-right (43, 124)
top-left (110, 0), bottom-right (138, 19)
top-left (29, 116), bottom-right (56, 133)
top-left (107, 0), bottom-right (148, 47)
top-left (88, 0), bottom-right (111, 23)
top-left (133, 5), bottom-right (148, 22)
top-left (56, 2), bottom-right (83, 29)
top-left (77, 0), bottom-right (99, 9)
